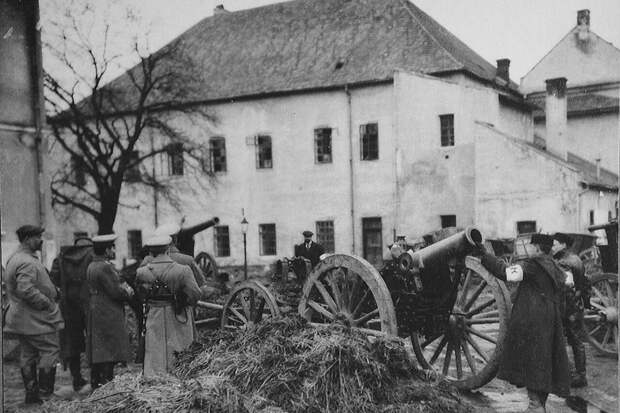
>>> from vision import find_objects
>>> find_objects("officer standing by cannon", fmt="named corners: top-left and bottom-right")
top-left (136, 235), bottom-right (201, 377)
top-left (294, 230), bottom-right (325, 268)
top-left (553, 232), bottom-right (589, 388)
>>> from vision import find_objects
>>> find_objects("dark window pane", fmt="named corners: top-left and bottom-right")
top-left (127, 230), bottom-right (142, 259)
top-left (440, 114), bottom-right (454, 147)
top-left (440, 215), bottom-right (456, 228)
top-left (167, 143), bottom-right (184, 176)
top-left (125, 150), bottom-right (141, 182)
top-left (362, 217), bottom-right (382, 267)
top-left (209, 137), bottom-right (227, 173)
top-left (256, 135), bottom-right (273, 169)
top-left (516, 221), bottom-right (537, 235)
top-left (314, 128), bottom-right (332, 164)
top-left (259, 223), bottom-right (277, 255)
top-left (589, 210), bottom-right (595, 225)
top-left (72, 155), bottom-right (86, 187)
top-left (214, 226), bottom-right (230, 257)
top-left (360, 123), bottom-right (378, 160)
top-left (316, 220), bottom-right (335, 253)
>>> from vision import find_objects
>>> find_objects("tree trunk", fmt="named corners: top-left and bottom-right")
top-left (97, 190), bottom-right (121, 235)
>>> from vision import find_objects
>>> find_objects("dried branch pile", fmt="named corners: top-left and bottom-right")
top-left (44, 316), bottom-right (473, 413)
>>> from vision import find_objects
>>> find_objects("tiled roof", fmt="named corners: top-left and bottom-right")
top-left (528, 93), bottom-right (620, 119)
top-left (93, 0), bottom-right (516, 109)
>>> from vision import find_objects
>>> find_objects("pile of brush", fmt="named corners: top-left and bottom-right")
top-left (44, 316), bottom-right (473, 413)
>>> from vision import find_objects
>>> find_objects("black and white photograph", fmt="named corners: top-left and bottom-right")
top-left (1, 0), bottom-right (618, 411)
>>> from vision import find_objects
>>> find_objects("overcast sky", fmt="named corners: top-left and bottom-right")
top-left (42, 0), bottom-right (620, 84)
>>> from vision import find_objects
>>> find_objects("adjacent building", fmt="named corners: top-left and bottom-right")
top-left (51, 0), bottom-right (617, 272)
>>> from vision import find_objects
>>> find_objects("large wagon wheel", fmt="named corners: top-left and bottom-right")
top-left (584, 272), bottom-right (618, 357)
top-left (195, 251), bottom-right (218, 280)
top-left (298, 254), bottom-right (398, 336)
top-left (411, 256), bottom-right (511, 390)
top-left (221, 280), bottom-right (281, 330)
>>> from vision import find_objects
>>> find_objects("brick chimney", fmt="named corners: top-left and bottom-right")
top-left (577, 9), bottom-right (590, 27)
top-left (496, 59), bottom-right (510, 82)
top-left (214, 4), bottom-right (228, 15)
top-left (545, 77), bottom-right (568, 161)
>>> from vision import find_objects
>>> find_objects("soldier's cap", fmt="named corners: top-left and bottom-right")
top-left (154, 223), bottom-right (180, 237)
top-left (302, 230), bottom-right (313, 237)
top-left (92, 234), bottom-right (117, 244)
top-left (552, 232), bottom-right (574, 247)
top-left (530, 233), bottom-right (554, 247)
top-left (144, 235), bottom-right (172, 247)
top-left (16, 225), bottom-right (45, 239)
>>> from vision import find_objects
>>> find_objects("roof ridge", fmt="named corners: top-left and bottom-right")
top-left (520, 28), bottom-right (576, 86)
top-left (398, 0), bottom-right (463, 70)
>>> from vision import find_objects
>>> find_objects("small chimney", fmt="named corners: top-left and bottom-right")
top-left (496, 59), bottom-right (510, 82)
top-left (545, 77), bottom-right (568, 161)
top-left (577, 9), bottom-right (590, 27)
top-left (214, 4), bottom-right (228, 15)
top-left (596, 158), bottom-right (601, 180)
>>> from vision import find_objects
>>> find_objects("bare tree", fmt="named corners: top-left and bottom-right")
top-left (43, 0), bottom-right (215, 234)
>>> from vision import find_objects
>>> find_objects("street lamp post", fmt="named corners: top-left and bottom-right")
top-left (241, 217), bottom-right (248, 280)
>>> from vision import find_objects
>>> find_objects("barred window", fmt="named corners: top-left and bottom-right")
top-left (360, 123), bottom-right (378, 160)
top-left (167, 143), bottom-right (184, 176)
top-left (516, 221), bottom-right (536, 235)
top-left (440, 114), bottom-right (455, 147)
top-left (213, 226), bottom-right (230, 257)
top-left (314, 128), bottom-right (332, 163)
top-left (125, 150), bottom-right (141, 182)
top-left (259, 223), bottom-right (277, 255)
top-left (209, 137), bottom-right (227, 173)
top-left (256, 135), bottom-right (272, 169)
top-left (72, 155), bottom-right (86, 187)
top-left (440, 215), bottom-right (456, 228)
top-left (316, 220), bottom-right (335, 253)
top-left (127, 230), bottom-right (142, 259)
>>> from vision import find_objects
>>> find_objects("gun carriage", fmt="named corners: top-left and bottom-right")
top-left (176, 217), bottom-right (220, 279)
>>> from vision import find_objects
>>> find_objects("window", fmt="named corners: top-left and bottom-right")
top-left (73, 231), bottom-right (88, 241)
top-left (440, 215), bottom-right (456, 228)
top-left (167, 143), bottom-right (184, 176)
top-left (125, 150), bottom-right (141, 182)
top-left (127, 230), bottom-right (142, 259)
top-left (208, 137), bottom-right (227, 173)
top-left (259, 223), bottom-right (277, 255)
top-left (256, 135), bottom-right (272, 169)
top-left (440, 114), bottom-right (455, 147)
top-left (213, 226), bottom-right (230, 257)
top-left (589, 210), bottom-right (595, 225)
top-left (360, 123), bottom-right (378, 160)
top-left (314, 128), bottom-right (332, 163)
top-left (362, 217), bottom-right (383, 267)
top-left (72, 155), bottom-right (86, 187)
top-left (316, 220), bottom-right (335, 253)
top-left (516, 220), bottom-right (536, 235)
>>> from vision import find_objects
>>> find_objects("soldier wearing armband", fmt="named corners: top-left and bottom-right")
top-left (136, 236), bottom-right (201, 377)
top-left (477, 233), bottom-right (570, 413)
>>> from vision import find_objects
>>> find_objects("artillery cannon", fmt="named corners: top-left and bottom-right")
top-left (174, 217), bottom-right (220, 279)
top-left (297, 227), bottom-right (512, 389)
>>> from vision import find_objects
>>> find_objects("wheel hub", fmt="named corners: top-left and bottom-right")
top-left (605, 306), bottom-right (618, 324)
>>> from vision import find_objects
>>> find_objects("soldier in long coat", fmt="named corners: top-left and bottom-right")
top-left (479, 233), bottom-right (570, 412)
top-left (86, 234), bottom-right (134, 389)
top-left (136, 235), bottom-right (201, 377)
top-left (49, 237), bottom-right (93, 392)
top-left (294, 230), bottom-right (325, 267)
top-left (3, 225), bottom-right (64, 404)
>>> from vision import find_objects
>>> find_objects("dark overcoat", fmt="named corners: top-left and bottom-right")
top-left (481, 253), bottom-right (570, 396)
top-left (50, 245), bottom-right (93, 359)
top-left (294, 241), bottom-right (325, 267)
top-left (86, 256), bottom-right (131, 364)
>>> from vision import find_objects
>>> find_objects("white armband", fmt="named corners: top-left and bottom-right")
top-left (564, 271), bottom-right (574, 287)
top-left (505, 265), bottom-right (523, 282)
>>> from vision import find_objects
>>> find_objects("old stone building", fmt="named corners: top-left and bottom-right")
top-left (52, 0), bottom-right (617, 271)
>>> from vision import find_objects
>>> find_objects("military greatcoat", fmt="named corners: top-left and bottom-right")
top-left (481, 253), bottom-right (570, 397)
top-left (86, 256), bottom-right (131, 364)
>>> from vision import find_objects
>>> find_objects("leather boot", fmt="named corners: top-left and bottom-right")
top-left (571, 345), bottom-right (588, 387)
top-left (69, 356), bottom-right (87, 391)
top-left (524, 389), bottom-right (545, 413)
top-left (38, 366), bottom-right (57, 398)
top-left (20, 363), bottom-right (42, 405)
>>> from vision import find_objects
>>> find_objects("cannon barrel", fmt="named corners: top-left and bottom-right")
top-left (399, 227), bottom-right (482, 272)
top-left (176, 217), bottom-right (220, 257)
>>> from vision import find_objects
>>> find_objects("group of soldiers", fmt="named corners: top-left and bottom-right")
top-left (2, 223), bottom-right (205, 405)
top-left (3, 223), bottom-right (588, 412)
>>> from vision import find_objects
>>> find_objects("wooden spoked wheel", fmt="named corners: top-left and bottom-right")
top-left (221, 280), bottom-right (281, 330)
top-left (411, 256), bottom-right (511, 390)
top-left (298, 254), bottom-right (398, 337)
top-left (195, 251), bottom-right (218, 279)
top-left (584, 273), bottom-right (618, 356)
